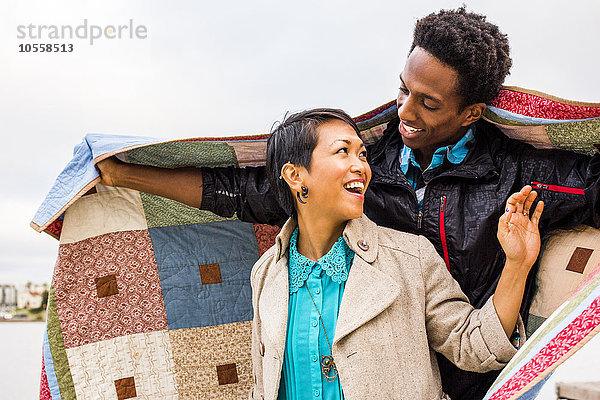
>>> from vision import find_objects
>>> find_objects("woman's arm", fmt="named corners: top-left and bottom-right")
top-left (494, 185), bottom-right (544, 338)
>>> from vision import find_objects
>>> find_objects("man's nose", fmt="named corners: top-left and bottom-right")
top-left (397, 95), bottom-right (417, 122)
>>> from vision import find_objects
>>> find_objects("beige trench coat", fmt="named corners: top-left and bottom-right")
top-left (249, 215), bottom-right (517, 400)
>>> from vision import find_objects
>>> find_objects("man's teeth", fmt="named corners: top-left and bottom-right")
top-left (403, 122), bottom-right (423, 133)
top-left (344, 181), bottom-right (364, 193)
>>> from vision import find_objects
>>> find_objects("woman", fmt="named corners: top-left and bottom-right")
top-left (250, 108), bottom-right (543, 400)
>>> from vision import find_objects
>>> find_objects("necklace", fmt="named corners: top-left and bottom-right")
top-left (305, 285), bottom-right (338, 382)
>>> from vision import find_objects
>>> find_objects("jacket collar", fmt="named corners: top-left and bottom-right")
top-left (274, 214), bottom-right (379, 264)
top-left (369, 118), bottom-right (501, 185)
top-left (262, 215), bottom-right (399, 356)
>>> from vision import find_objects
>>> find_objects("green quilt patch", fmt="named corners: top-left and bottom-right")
top-left (126, 141), bottom-right (238, 168)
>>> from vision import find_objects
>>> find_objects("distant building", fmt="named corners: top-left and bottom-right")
top-left (14, 282), bottom-right (48, 309)
top-left (17, 290), bottom-right (44, 309)
top-left (0, 285), bottom-right (17, 307)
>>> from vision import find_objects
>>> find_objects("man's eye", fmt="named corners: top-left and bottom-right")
top-left (423, 102), bottom-right (438, 111)
top-left (399, 86), bottom-right (409, 95)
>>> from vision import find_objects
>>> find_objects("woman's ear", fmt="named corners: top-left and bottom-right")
top-left (280, 163), bottom-right (304, 192)
top-left (461, 103), bottom-right (486, 127)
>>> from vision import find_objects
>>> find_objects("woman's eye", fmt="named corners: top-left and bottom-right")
top-left (336, 147), bottom-right (348, 154)
top-left (359, 150), bottom-right (368, 158)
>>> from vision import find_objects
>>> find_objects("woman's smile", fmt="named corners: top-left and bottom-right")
top-left (301, 119), bottom-right (372, 223)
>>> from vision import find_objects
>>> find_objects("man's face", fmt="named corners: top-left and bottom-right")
top-left (396, 47), bottom-right (475, 165)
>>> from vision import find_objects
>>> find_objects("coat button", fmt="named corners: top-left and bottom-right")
top-left (357, 240), bottom-right (369, 251)
top-left (259, 341), bottom-right (265, 356)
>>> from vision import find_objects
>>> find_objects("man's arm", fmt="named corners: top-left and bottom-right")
top-left (97, 157), bottom-right (204, 207)
top-left (96, 157), bottom-right (288, 226)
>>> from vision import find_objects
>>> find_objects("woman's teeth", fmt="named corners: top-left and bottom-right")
top-left (344, 181), bottom-right (364, 194)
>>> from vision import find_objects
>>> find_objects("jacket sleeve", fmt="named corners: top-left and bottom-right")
top-left (200, 166), bottom-right (288, 226)
top-left (518, 147), bottom-right (600, 230)
top-left (418, 235), bottom-right (518, 372)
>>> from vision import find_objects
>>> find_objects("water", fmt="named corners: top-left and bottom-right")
top-left (0, 322), bottom-right (597, 399)
top-left (0, 322), bottom-right (45, 400)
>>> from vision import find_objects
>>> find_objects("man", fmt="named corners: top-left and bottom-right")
top-left (98, 7), bottom-right (600, 399)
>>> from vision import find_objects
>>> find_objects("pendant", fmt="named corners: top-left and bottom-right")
top-left (321, 355), bottom-right (338, 382)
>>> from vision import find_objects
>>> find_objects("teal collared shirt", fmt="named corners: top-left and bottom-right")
top-left (400, 125), bottom-right (476, 208)
top-left (279, 227), bottom-right (354, 400)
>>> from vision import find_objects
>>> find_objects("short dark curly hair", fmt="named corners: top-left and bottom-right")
top-left (266, 108), bottom-right (359, 216)
top-left (410, 7), bottom-right (512, 107)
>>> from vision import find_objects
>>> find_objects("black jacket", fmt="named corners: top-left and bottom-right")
top-left (200, 118), bottom-right (600, 399)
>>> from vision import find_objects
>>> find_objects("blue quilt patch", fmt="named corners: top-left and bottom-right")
top-left (149, 220), bottom-right (258, 330)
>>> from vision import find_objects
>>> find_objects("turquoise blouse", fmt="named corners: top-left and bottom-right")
top-left (278, 227), bottom-right (354, 400)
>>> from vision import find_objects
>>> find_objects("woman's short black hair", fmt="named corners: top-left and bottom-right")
top-left (266, 108), bottom-right (359, 216)
top-left (410, 7), bottom-right (512, 108)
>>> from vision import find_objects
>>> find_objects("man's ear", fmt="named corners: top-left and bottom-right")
top-left (460, 103), bottom-right (486, 127)
top-left (281, 163), bottom-right (304, 192)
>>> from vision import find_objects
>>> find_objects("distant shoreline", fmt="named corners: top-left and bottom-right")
top-left (0, 319), bottom-right (44, 323)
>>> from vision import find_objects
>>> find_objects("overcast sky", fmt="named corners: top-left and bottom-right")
top-left (1, 0), bottom-right (599, 284)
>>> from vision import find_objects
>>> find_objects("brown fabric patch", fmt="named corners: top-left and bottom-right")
top-left (199, 263), bottom-right (222, 285)
top-left (95, 274), bottom-right (118, 298)
top-left (216, 363), bottom-right (239, 385)
top-left (114, 376), bottom-right (136, 399)
top-left (566, 247), bottom-right (594, 274)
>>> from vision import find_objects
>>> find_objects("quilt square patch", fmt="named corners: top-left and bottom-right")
top-left (115, 377), bottom-right (136, 399)
top-left (528, 225), bottom-right (600, 337)
top-left (169, 322), bottom-right (252, 399)
top-left (60, 186), bottom-right (147, 244)
top-left (149, 220), bottom-right (258, 330)
top-left (200, 263), bottom-right (223, 285)
top-left (566, 247), bottom-right (594, 273)
top-left (96, 274), bottom-right (119, 298)
top-left (53, 230), bottom-right (168, 348)
top-left (66, 331), bottom-right (178, 400)
top-left (216, 363), bottom-right (239, 385)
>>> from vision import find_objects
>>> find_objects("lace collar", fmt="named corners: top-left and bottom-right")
top-left (288, 227), bottom-right (353, 294)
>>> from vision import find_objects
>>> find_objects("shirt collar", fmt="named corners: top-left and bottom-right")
top-left (288, 227), bottom-right (353, 294)
top-left (400, 124), bottom-right (476, 174)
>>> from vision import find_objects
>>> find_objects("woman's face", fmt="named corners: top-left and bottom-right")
top-left (298, 119), bottom-right (371, 223)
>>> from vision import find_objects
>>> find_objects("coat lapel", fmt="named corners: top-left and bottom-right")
top-left (333, 254), bottom-right (401, 345)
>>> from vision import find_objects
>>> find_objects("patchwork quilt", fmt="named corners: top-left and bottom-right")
top-left (484, 263), bottom-right (600, 400)
top-left (33, 87), bottom-right (600, 399)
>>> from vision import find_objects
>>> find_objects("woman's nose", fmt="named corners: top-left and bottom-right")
top-left (350, 158), bottom-right (366, 174)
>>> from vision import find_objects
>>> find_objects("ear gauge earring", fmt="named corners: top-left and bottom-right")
top-left (297, 185), bottom-right (309, 204)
